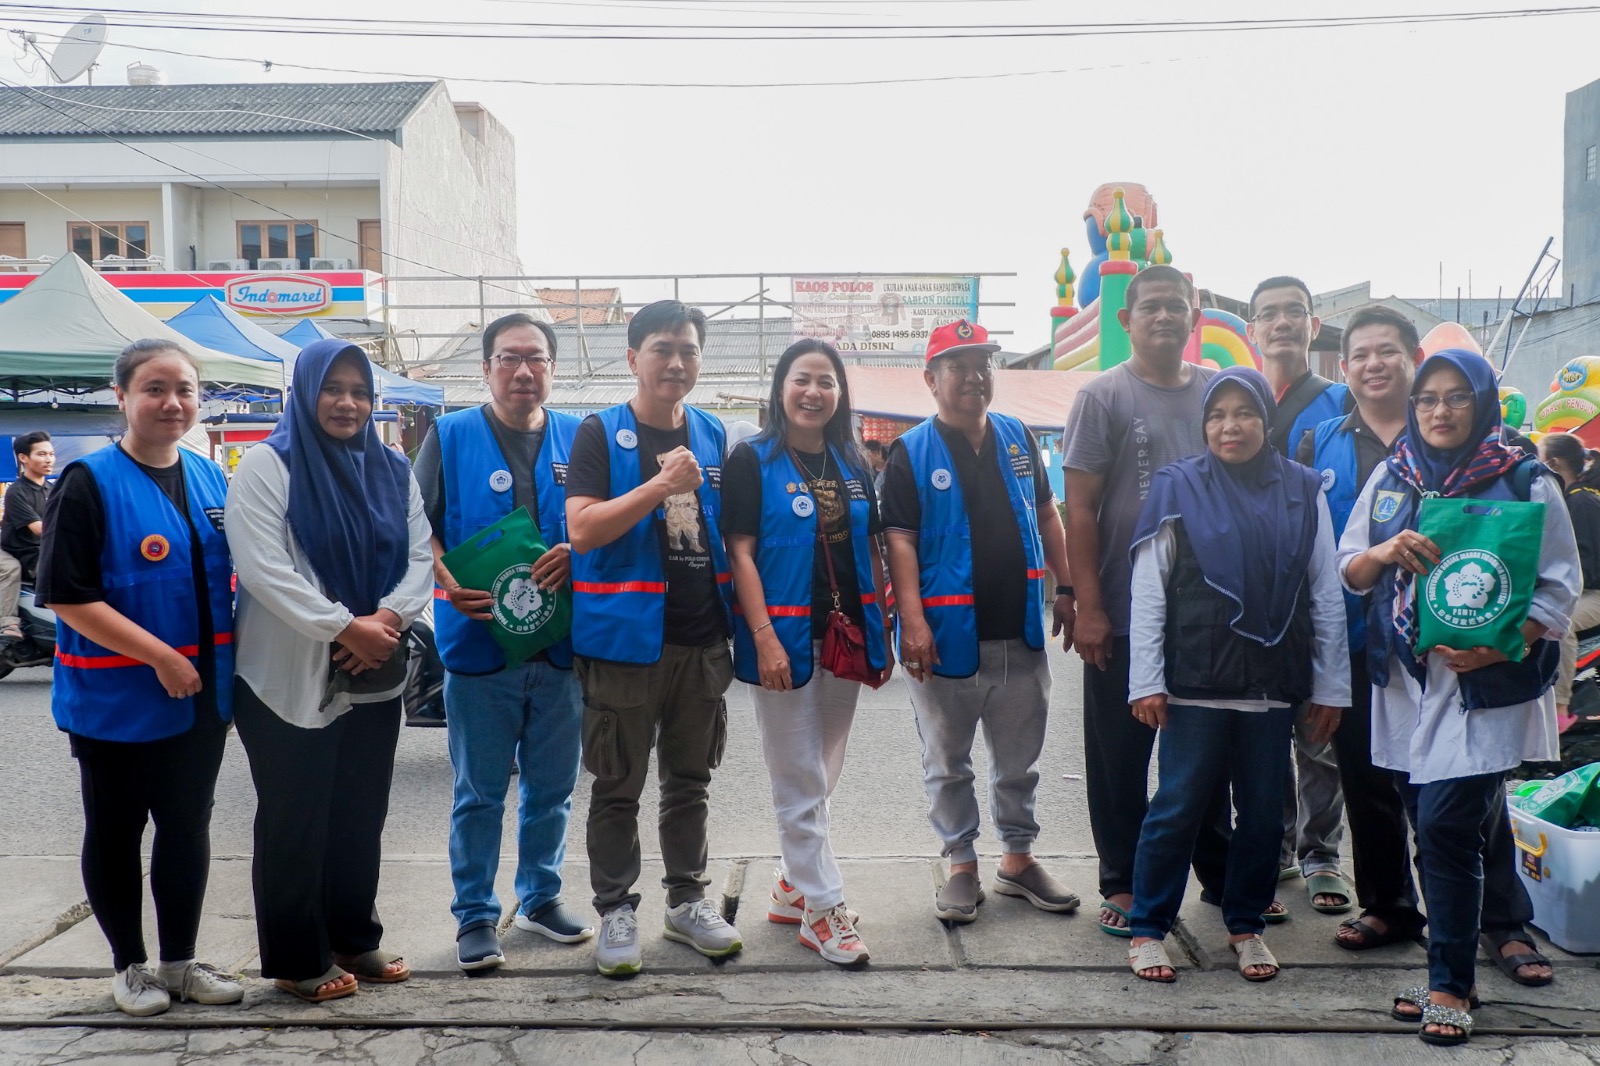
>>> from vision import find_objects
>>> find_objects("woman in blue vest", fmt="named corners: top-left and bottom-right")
top-left (1124, 366), bottom-right (1348, 986)
top-left (38, 339), bottom-right (242, 1017)
top-left (226, 340), bottom-right (433, 1002)
top-left (722, 339), bottom-right (889, 966)
top-left (1338, 349), bottom-right (1579, 1046)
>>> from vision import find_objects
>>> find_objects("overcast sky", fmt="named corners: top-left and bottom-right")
top-left (4, 0), bottom-right (1598, 350)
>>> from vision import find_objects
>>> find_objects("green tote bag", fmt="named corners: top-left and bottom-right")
top-left (439, 507), bottom-right (571, 664)
top-left (1414, 497), bottom-right (1545, 661)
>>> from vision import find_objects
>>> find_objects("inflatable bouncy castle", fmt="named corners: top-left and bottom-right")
top-left (1534, 357), bottom-right (1600, 446)
top-left (1050, 184), bottom-right (1260, 373)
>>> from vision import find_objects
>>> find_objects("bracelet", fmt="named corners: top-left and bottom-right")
top-left (752, 621), bottom-right (774, 636)
top-left (1056, 585), bottom-right (1074, 597)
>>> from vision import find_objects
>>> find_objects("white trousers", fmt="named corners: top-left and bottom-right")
top-left (750, 646), bottom-right (861, 913)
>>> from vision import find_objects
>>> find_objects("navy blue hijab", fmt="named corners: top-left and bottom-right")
top-left (264, 339), bottom-right (411, 617)
top-left (1389, 348), bottom-right (1519, 496)
top-left (1131, 365), bottom-right (1323, 645)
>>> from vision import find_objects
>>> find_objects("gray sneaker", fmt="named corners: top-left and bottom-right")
top-left (112, 964), bottom-right (171, 1017)
top-left (595, 905), bottom-right (642, 976)
top-left (663, 898), bottom-right (743, 958)
top-left (155, 960), bottom-right (244, 1004)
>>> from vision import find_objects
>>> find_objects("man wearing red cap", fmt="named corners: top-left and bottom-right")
top-left (879, 320), bottom-right (1079, 922)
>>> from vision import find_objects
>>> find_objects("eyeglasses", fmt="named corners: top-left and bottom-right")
top-left (1251, 306), bottom-right (1312, 325)
top-left (493, 354), bottom-right (553, 371)
top-left (1411, 392), bottom-right (1474, 412)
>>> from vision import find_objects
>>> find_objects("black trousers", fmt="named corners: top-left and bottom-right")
top-left (233, 680), bottom-right (401, 981)
top-left (1329, 654), bottom-right (1424, 929)
top-left (71, 719), bottom-right (227, 973)
top-left (1083, 635), bottom-right (1230, 900)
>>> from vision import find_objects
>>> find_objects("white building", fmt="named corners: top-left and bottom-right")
top-left (0, 79), bottom-right (521, 351)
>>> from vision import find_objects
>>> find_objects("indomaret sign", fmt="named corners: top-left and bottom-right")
top-left (791, 275), bottom-right (980, 355)
top-left (224, 273), bottom-right (333, 315)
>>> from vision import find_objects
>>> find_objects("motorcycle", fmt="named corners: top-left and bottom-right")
top-left (0, 583), bottom-right (55, 680)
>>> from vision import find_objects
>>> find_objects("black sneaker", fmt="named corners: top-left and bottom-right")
top-left (515, 899), bottom-right (595, 944)
top-left (456, 919), bottom-right (504, 971)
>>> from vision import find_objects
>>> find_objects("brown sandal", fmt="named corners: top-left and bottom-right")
top-left (275, 965), bottom-right (357, 1002)
top-left (334, 950), bottom-right (410, 983)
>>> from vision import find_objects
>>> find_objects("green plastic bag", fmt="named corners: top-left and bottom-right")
top-left (1514, 763), bottom-right (1600, 828)
top-left (1414, 497), bottom-right (1545, 661)
top-left (440, 507), bottom-right (571, 665)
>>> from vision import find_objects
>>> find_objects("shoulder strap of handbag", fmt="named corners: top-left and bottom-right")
top-left (787, 444), bottom-right (843, 611)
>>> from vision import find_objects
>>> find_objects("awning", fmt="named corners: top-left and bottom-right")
top-left (844, 366), bottom-right (1097, 433)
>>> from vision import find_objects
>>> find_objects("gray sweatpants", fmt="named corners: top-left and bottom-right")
top-left (908, 638), bottom-right (1049, 865)
top-left (0, 550), bottom-right (19, 632)
top-left (1280, 705), bottom-right (1345, 876)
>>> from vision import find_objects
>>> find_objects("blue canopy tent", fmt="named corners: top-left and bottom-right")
top-left (165, 296), bottom-right (291, 401)
top-left (281, 319), bottom-right (443, 407)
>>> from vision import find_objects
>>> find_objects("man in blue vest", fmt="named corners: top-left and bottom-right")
top-left (418, 312), bottom-right (591, 972)
top-left (1249, 275), bottom-right (1354, 911)
top-left (882, 319), bottom-right (1079, 923)
top-left (565, 300), bottom-right (742, 977)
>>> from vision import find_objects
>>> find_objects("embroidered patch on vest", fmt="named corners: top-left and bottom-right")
top-left (1373, 489), bottom-right (1404, 523)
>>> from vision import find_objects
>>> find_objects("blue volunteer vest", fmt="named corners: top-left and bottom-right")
top-left (52, 445), bottom-right (235, 742)
top-left (1311, 415), bottom-right (1368, 653)
top-left (1365, 457), bottom-right (1559, 709)
top-left (897, 413), bottom-right (1047, 678)
top-left (730, 438), bottom-right (886, 687)
top-left (434, 406), bottom-right (578, 673)
top-left (570, 403), bottom-right (733, 664)
top-left (1283, 381), bottom-right (1350, 461)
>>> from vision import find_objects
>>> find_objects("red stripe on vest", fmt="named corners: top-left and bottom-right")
top-left (57, 632), bottom-right (234, 670)
top-left (922, 595), bottom-right (976, 608)
top-left (572, 580), bottom-right (667, 595)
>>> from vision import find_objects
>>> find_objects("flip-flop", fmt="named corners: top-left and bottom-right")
top-left (1278, 864), bottom-right (1302, 882)
top-left (1097, 900), bottom-right (1134, 938)
top-left (1336, 914), bottom-right (1417, 951)
top-left (1306, 872), bottom-right (1354, 914)
top-left (333, 950), bottom-right (410, 984)
top-left (1481, 931), bottom-right (1555, 987)
top-left (274, 965), bottom-right (357, 1003)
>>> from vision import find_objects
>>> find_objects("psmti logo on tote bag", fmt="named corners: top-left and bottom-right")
top-left (491, 564), bottom-right (559, 637)
top-left (1423, 550), bottom-right (1514, 631)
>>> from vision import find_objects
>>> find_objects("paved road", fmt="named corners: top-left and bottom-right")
top-left (0, 644), bottom-right (1098, 867)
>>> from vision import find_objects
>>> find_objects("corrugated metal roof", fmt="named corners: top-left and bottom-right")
top-left (0, 82), bottom-right (436, 138)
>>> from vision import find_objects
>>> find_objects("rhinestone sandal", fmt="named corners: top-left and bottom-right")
top-left (1419, 1001), bottom-right (1474, 1046)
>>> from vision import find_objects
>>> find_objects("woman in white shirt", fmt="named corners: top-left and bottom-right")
top-left (226, 340), bottom-right (432, 1003)
top-left (1337, 348), bottom-right (1579, 1046)
top-left (1124, 367), bottom-right (1349, 986)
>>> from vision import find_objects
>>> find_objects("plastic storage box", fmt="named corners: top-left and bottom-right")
top-left (1508, 799), bottom-right (1600, 954)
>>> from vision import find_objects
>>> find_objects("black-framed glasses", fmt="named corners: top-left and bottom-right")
top-left (1251, 305), bottom-right (1311, 325)
top-left (1411, 391), bottom-right (1474, 412)
top-left (493, 354), bottom-right (553, 371)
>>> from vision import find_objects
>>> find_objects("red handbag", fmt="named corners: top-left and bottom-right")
top-left (791, 447), bottom-right (885, 689)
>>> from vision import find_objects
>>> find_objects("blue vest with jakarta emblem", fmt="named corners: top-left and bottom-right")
top-left (52, 445), bottom-right (235, 742)
top-left (1364, 457), bottom-right (1558, 709)
top-left (730, 438), bottom-right (886, 687)
top-left (1311, 415), bottom-right (1368, 653)
top-left (570, 403), bottom-right (733, 664)
top-left (898, 413), bottom-right (1046, 678)
top-left (435, 406), bottom-right (578, 673)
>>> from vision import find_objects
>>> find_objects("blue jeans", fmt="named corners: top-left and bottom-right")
top-left (1400, 772), bottom-right (1505, 999)
top-left (445, 660), bottom-right (582, 930)
top-left (1129, 704), bottom-right (1293, 940)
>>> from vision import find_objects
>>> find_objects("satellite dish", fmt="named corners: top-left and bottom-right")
top-left (46, 14), bottom-right (107, 85)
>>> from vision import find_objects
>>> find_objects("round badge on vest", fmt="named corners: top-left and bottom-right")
top-left (931, 468), bottom-right (953, 491)
top-left (489, 469), bottom-right (513, 493)
top-left (616, 428), bottom-right (638, 450)
top-left (1320, 468), bottom-right (1336, 492)
top-left (792, 494), bottom-right (815, 518)
top-left (140, 534), bottom-right (170, 562)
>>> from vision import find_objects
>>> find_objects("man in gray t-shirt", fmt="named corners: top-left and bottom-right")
top-left (1059, 265), bottom-right (1251, 935)
top-left (1061, 361), bottom-right (1211, 635)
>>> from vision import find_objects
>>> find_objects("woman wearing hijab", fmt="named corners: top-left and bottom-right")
top-left (1124, 367), bottom-right (1349, 986)
top-left (40, 340), bottom-right (243, 1017)
top-left (226, 340), bottom-right (433, 1002)
top-left (1339, 349), bottom-right (1578, 1046)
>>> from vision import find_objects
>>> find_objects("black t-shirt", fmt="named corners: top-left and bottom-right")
top-left (566, 414), bottom-right (728, 649)
top-left (37, 449), bottom-right (219, 722)
top-left (1566, 487), bottom-right (1600, 590)
top-left (719, 441), bottom-right (884, 639)
top-left (1, 475), bottom-right (50, 579)
top-left (880, 419), bottom-right (1053, 642)
top-left (416, 406), bottom-right (546, 539)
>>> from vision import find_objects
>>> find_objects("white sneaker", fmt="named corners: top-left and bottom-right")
top-left (768, 870), bottom-right (804, 924)
top-left (595, 905), bottom-right (642, 976)
top-left (113, 964), bottom-right (171, 1017)
top-left (156, 959), bottom-right (244, 1005)
top-left (663, 898), bottom-right (743, 958)
top-left (800, 904), bottom-right (870, 966)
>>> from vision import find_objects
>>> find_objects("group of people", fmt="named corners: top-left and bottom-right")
top-left (38, 279), bottom-right (1585, 1048)
top-left (0, 428), bottom-right (54, 645)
